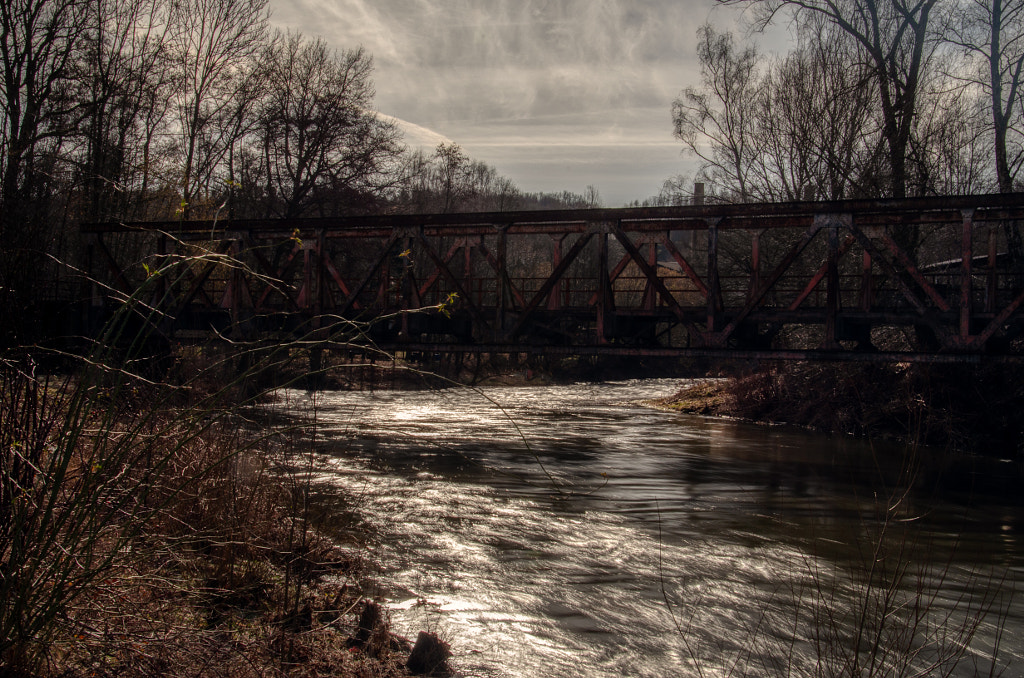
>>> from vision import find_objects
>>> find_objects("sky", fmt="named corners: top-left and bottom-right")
top-left (267, 0), bottom-right (787, 206)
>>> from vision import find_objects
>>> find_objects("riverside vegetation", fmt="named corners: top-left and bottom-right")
top-left (657, 361), bottom-right (1024, 456)
top-left (0, 359), bottom-right (452, 677)
top-left (0, 259), bottom-right (453, 677)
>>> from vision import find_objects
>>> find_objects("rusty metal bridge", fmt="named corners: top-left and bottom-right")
top-left (83, 193), bottom-right (1024, 363)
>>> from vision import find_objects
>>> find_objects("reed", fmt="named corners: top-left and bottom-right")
top-left (0, 247), bottom-right (412, 676)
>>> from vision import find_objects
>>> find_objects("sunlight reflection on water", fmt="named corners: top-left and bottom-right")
top-left (276, 380), bottom-right (1024, 677)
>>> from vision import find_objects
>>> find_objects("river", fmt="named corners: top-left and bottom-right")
top-left (276, 379), bottom-right (1024, 677)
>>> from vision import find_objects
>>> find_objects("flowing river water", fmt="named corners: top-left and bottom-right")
top-left (276, 379), bottom-right (1024, 677)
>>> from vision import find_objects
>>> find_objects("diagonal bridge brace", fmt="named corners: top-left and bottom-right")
top-left (708, 215), bottom-right (829, 347)
top-left (846, 221), bottom-right (954, 347)
top-left (508, 229), bottom-right (596, 339)
top-left (608, 221), bottom-right (707, 343)
top-left (415, 230), bottom-right (492, 334)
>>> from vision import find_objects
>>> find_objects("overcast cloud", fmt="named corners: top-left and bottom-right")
top-left (268, 0), bottom-right (777, 205)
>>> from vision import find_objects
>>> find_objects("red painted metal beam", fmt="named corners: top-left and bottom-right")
top-left (81, 193), bottom-right (1024, 360)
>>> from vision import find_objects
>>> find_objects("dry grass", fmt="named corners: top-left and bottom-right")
top-left (650, 379), bottom-right (735, 416)
top-left (0, 240), bottom-right (461, 677)
top-left (0, 358), bottom-right (427, 677)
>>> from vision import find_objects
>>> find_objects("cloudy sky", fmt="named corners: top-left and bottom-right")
top-left (268, 0), bottom-right (785, 206)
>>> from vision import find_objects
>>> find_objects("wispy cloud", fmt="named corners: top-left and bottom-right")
top-left (269, 0), bottom-right (762, 204)
top-left (375, 113), bottom-right (453, 150)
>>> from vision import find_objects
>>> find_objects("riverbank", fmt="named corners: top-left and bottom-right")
top-left (263, 348), bottom-right (706, 391)
top-left (0, 359), bottom-right (450, 677)
top-left (653, 361), bottom-right (1024, 455)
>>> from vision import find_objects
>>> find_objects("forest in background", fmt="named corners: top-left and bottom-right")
top-left (646, 0), bottom-right (1024, 208)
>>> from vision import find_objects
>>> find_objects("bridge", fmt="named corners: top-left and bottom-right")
top-left (83, 193), bottom-right (1024, 363)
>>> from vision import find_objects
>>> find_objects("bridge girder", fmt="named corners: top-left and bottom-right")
top-left (83, 193), bottom-right (1024, 362)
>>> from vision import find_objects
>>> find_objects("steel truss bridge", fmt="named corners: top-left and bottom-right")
top-left (83, 193), bottom-right (1024, 363)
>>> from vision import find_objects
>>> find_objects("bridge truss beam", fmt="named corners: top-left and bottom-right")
top-left (82, 193), bottom-right (1024, 362)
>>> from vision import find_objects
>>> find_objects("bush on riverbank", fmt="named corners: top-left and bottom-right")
top-left (660, 361), bottom-right (1024, 454)
top-left (0, 352), bottom-right (430, 677)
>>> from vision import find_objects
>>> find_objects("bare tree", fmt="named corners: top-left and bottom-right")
top-left (725, 0), bottom-right (942, 199)
top-left (167, 0), bottom-right (268, 218)
top-left (0, 0), bottom-right (88, 234)
top-left (752, 21), bottom-right (881, 200)
top-left (946, 0), bottom-right (1024, 192)
top-left (672, 24), bottom-right (761, 202)
top-left (249, 33), bottom-right (404, 218)
top-left (648, 175), bottom-right (695, 206)
top-left (674, 21), bottom-right (882, 202)
top-left (907, 76), bottom-right (992, 194)
top-left (394, 144), bottom-right (531, 213)
top-left (488, 174), bottom-right (522, 211)
top-left (432, 142), bottom-right (476, 213)
top-left (78, 0), bottom-right (175, 222)
top-left (0, 0), bottom-right (91, 343)
top-left (945, 0), bottom-right (1024, 263)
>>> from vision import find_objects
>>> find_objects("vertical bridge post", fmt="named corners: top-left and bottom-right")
top-left (821, 213), bottom-right (844, 349)
top-left (961, 208), bottom-right (975, 343)
top-left (705, 218), bottom-right (722, 336)
top-left (595, 221), bottom-right (614, 344)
